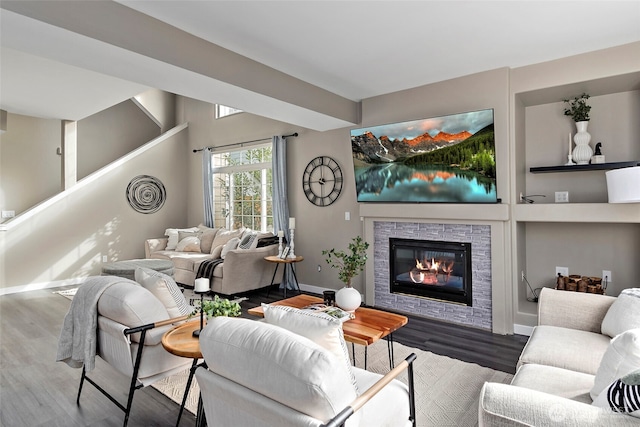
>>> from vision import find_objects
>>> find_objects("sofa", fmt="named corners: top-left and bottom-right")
top-left (145, 225), bottom-right (283, 295)
top-left (479, 287), bottom-right (640, 426)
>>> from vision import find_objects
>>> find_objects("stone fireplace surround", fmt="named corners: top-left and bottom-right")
top-left (372, 221), bottom-right (493, 330)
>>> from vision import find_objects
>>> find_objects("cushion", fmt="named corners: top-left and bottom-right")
top-left (211, 245), bottom-right (223, 259)
top-left (135, 268), bottom-right (192, 318)
top-left (97, 280), bottom-right (170, 343)
top-left (593, 369), bottom-right (640, 417)
top-left (237, 232), bottom-right (257, 250)
top-left (262, 304), bottom-right (358, 393)
top-left (220, 237), bottom-right (240, 259)
top-left (518, 325), bottom-right (611, 375)
top-left (511, 363), bottom-right (595, 404)
top-left (591, 328), bottom-right (640, 400)
top-left (602, 288), bottom-right (640, 338)
top-left (165, 227), bottom-right (199, 250)
top-left (198, 224), bottom-right (220, 253)
top-left (175, 236), bottom-right (201, 252)
top-left (210, 228), bottom-right (245, 253)
top-left (199, 317), bottom-right (360, 426)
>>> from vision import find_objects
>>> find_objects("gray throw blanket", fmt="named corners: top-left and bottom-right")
top-left (56, 276), bottom-right (123, 371)
top-left (196, 258), bottom-right (224, 281)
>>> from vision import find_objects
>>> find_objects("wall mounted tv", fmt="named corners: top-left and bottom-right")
top-left (350, 108), bottom-right (497, 203)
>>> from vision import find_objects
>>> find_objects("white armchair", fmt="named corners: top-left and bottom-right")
top-left (195, 316), bottom-right (416, 427)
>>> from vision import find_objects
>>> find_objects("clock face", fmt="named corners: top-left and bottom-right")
top-left (302, 156), bottom-right (343, 206)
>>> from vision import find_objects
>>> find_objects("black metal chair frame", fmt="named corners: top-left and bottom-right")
top-left (76, 315), bottom-right (188, 427)
top-left (321, 353), bottom-right (417, 427)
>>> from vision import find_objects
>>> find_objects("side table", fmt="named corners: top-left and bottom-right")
top-left (161, 321), bottom-right (206, 427)
top-left (264, 255), bottom-right (304, 298)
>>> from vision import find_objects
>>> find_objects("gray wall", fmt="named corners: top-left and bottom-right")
top-left (0, 113), bottom-right (61, 221)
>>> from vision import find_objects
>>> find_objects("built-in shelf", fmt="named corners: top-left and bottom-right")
top-left (529, 161), bottom-right (639, 174)
top-left (513, 203), bottom-right (640, 223)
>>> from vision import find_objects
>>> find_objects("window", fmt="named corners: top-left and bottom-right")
top-left (215, 104), bottom-right (243, 119)
top-left (211, 144), bottom-right (272, 232)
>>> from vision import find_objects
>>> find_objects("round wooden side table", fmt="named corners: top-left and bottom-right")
top-left (162, 321), bottom-right (206, 427)
top-left (264, 255), bottom-right (304, 298)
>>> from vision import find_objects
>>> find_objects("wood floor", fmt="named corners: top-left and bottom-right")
top-left (0, 285), bottom-right (529, 427)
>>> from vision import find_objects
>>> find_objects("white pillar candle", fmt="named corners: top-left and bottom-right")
top-left (194, 278), bottom-right (209, 292)
top-left (277, 230), bottom-right (284, 237)
top-left (569, 132), bottom-right (572, 155)
top-left (289, 217), bottom-right (296, 229)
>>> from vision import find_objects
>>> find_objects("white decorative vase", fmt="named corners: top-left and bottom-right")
top-left (335, 286), bottom-right (361, 312)
top-left (572, 121), bottom-right (592, 165)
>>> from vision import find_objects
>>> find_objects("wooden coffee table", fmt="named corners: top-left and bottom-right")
top-left (248, 294), bottom-right (408, 369)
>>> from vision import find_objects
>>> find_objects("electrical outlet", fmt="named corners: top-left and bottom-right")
top-left (555, 191), bottom-right (569, 203)
top-left (102, 255), bottom-right (108, 263)
top-left (603, 270), bottom-right (612, 284)
top-left (1, 210), bottom-right (15, 218)
top-left (345, 211), bottom-right (350, 221)
top-left (556, 266), bottom-right (569, 277)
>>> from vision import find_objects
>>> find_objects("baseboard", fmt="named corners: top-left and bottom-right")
top-left (0, 277), bottom-right (90, 296)
top-left (513, 324), bottom-right (534, 336)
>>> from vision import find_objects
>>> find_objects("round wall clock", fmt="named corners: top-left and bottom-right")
top-left (302, 156), bottom-right (343, 206)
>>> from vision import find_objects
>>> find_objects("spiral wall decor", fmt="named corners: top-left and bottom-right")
top-left (126, 175), bottom-right (166, 214)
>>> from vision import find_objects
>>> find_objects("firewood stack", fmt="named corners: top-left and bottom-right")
top-left (556, 274), bottom-right (605, 294)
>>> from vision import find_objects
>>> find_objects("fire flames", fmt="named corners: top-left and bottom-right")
top-left (409, 258), bottom-right (454, 285)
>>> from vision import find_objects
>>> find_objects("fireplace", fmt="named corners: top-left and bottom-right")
top-left (389, 238), bottom-right (473, 306)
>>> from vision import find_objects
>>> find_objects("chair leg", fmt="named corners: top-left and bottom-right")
top-left (76, 366), bottom-right (87, 405)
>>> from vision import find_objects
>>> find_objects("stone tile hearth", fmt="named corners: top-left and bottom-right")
top-left (373, 221), bottom-right (492, 330)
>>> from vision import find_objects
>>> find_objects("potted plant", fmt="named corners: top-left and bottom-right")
top-left (196, 295), bottom-right (242, 319)
top-left (563, 93), bottom-right (593, 164)
top-left (322, 236), bottom-right (370, 312)
top-left (563, 93), bottom-right (591, 122)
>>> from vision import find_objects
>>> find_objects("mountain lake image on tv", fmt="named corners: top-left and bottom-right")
top-left (351, 109), bottom-right (497, 203)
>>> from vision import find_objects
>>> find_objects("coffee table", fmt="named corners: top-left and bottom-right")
top-left (248, 294), bottom-right (408, 369)
top-left (162, 320), bottom-right (206, 427)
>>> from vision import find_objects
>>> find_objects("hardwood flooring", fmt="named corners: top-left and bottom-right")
top-left (0, 285), bottom-right (529, 426)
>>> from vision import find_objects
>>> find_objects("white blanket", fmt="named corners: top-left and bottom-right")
top-left (56, 276), bottom-right (125, 371)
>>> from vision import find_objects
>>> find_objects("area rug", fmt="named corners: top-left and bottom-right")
top-left (151, 339), bottom-right (512, 426)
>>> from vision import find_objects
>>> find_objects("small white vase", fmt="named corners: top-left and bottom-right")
top-left (335, 286), bottom-right (361, 312)
top-left (572, 121), bottom-right (592, 165)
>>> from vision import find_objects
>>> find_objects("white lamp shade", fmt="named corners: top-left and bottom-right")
top-left (606, 166), bottom-right (640, 203)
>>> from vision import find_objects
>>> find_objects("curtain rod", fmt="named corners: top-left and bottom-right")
top-left (192, 132), bottom-right (298, 153)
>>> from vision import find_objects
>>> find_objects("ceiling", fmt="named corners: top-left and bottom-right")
top-left (1, 1), bottom-right (639, 130)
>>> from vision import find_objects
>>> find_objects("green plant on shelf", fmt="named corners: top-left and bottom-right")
top-left (563, 93), bottom-right (591, 122)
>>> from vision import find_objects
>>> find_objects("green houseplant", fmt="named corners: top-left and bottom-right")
top-left (563, 93), bottom-right (591, 122)
top-left (322, 236), bottom-right (369, 311)
top-left (195, 295), bottom-right (242, 319)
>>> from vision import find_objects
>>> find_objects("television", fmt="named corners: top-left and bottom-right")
top-left (350, 108), bottom-right (497, 203)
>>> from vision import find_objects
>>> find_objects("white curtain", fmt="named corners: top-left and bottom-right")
top-left (202, 147), bottom-right (214, 227)
top-left (272, 136), bottom-right (294, 290)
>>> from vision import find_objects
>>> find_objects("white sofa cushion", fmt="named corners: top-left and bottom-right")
top-left (199, 316), bottom-right (360, 426)
top-left (512, 363), bottom-right (595, 404)
top-left (591, 328), bottom-right (640, 400)
top-left (135, 268), bottom-right (193, 318)
top-left (262, 304), bottom-right (358, 392)
top-left (220, 237), bottom-right (240, 259)
top-left (593, 368), bottom-right (640, 418)
top-left (602, 288), bottom-right (640, 338)
top-left (518, 325), bottom-right (611, 375)
top-left (210, 228), bottom-right (245, 255)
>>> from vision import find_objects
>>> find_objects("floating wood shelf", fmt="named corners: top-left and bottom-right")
top-left (529, 161), bottom-right (639, 174)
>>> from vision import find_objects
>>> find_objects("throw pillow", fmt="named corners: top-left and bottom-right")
top-left (262, 304), bottom-right (359, 393)
top-left (211, 245), bottom-right (223, 259)
top-left (250, 232), bottom-right (274, 249)
top-left (134, 268), bottom-right (193, 318)
top-left (198, 224), bottom-right (219, 254)
top-left (175, 236), bottom-right (201, 252)
top-left (210, 228), bottom-right (245, 253)
top-left (220, 237), bottom-right (240, 259)
top-left (591, 328), bottom-right (640, 400)
top-left (237, 232), bottom-right (257, 250)
top-left (593, 368), bottom-right (640, 418)
top-left (602, 288), bottom-right (640, 337)
top-left (165, 227), bottom-right (199, 250)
